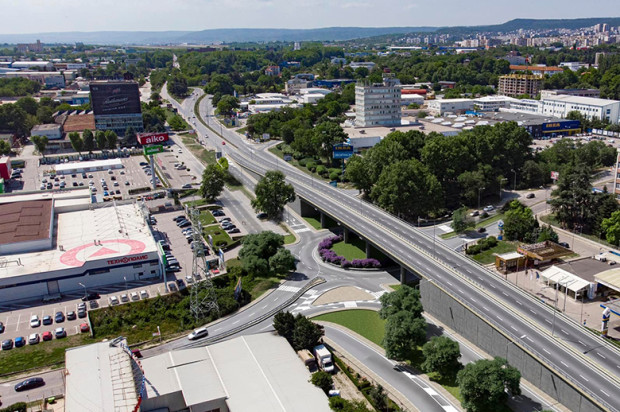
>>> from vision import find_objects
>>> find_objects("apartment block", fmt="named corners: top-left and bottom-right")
top-left (355, 76), bottom-right (401, 127)
top-left (498, 74), bottom-right (543, 97)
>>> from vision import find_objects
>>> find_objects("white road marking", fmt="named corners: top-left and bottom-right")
top-left (482, 306), bottom-right (489, 311)
top-left (516, 301), bottom-right (522, 306)
top-left (529, 310), bottom-right (536, 315)
top-left (496, 316), bottom-right (503, 321)
top-left (579, 375), bottom-right (589, 382)
top-left (545, 319), bottom-right (552, 324)
top-left (561, 329), bottom-right (568, 335)
top-left (597, 352), bottom-right (606, 359)
top-left (232, 320), bottom-right (240, 325)
top-left (248, 312), bottom-right (255, 317)
top-left (578, 340), bottom-right (585, 346)
top-left (502, 292), bottom-right (509, 297)
top-left (543, 348), bottom-right (551, 354)
top-left (601, 389), bottom-right (610, 397)
top-left (560, 361), bottom-right (569, 368)
top-left (510, 326), bottom-right (518, 331)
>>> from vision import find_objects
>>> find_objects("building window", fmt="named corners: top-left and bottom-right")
top-left (91, 268), bottom-right (109, 275)
top-left (133, 264), bottom-right (142, 268)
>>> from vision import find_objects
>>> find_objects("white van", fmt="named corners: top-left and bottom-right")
top-left (187, 327), bottom-right (208, 340)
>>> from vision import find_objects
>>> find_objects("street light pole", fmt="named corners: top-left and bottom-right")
top-left (124, 276), bottom-right (128, 293)
top-left (478, 187), bottom-right (485, 210)
top-left (511, 169), bottom-right (517, 191)
top-left (78, 282), bottom-right (87, 298)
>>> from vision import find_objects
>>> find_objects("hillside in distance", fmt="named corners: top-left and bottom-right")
top-left (440, 17), bottom-right (620, 34)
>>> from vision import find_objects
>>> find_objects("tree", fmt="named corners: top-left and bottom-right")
top-left (601, 210), bottom-right (620, 245)
top-left (0, 140), bottom-right (11, 155)
top-left (379, 284), bottom-right (423, 320)
top-left (105, 130), bottom-right (118, 149)
top-left (83, 129), bottom-right (95, 153)
top-left (345, 155), bottom-right (373, 195)
top-left (312, 121), bottom-right (347, 161)
top-left (269, 248), bottom-right (297, 274)
top-left (16, 97), bottom-right (38, 115)
top-left (536, 225), bottom-right (559, 243)
top-left (421, 336), bottom-right (462, 378)
top-left (168, 114), bottom-right (186, 131)
top-left (31, 135), bottom-right (48, 157)
top-left (292, 314), bottom-right (324, 351)
top-left (36, 106), bottom-right (54, 124)
top-left (273, 311), bottom-right (296, 341)
top-left (503, 200), bottom-right (538, 242)
top-left (311, 371), bottom-right (333, 394)
top-left (329, 397), bottom-right (373, 412)
top-left (124, 126), bottom-right (137, 146)
top-left (239, 231), bottom-right (289, 277)
top-left (251, 170), bottom-right (295, 220)
top-left (367, 385), bottom-right (388, 411)
top-left (457, 357), bottom-right (521, 412)
top-left (68, 132), bottom-right (84, 155)
top-left (452, 206), bottom-right (474, 233)
top-left (384, 311), bottom-right (427, 360)
top-left (199, 163), bottom-right (226, 202)
top-left (216, 95), bottom-right (239, 117)
top-left (95, 131), bottom-right (107, 150)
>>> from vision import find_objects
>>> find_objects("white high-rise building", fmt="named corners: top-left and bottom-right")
top-left (355, 76), bottom-right (401, 127)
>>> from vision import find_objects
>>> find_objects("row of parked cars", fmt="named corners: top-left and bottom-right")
top-left (109, 289), bottom-right (149, 305)
top-left (1, 323), bottom-right (90, 350)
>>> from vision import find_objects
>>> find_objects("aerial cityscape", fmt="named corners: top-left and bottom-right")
top-left (1, 2), bottom-right (620, 412)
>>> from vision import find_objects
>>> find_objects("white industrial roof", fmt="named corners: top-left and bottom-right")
top-left (543, 94), bottom-right (620, 107)
top-left (140, 333), bottom-right (330, 412)
top-left (54, 158), bottom-right (123, 173)
top-left (65, 339), bottom-right (139, 412)
top-left (0, 188), bottom-right (91, 205)
top-left (496, 251), bottom-right (523, 260)
top-left (0, 202), bottom-right (156, 279)
top-left (540, 266), bottom-right (591, 293)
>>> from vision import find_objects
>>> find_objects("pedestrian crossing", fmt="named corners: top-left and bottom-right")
top-left (278, 284), bottom-right (301, 293)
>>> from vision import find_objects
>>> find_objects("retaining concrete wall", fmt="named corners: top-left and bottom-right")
top-left (420, 281), bottom-right (604, 412)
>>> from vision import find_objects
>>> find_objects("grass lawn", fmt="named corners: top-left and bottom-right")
top-left (440, 231), bottom-right (458, 239)
top-left (199, 210), bottom-right (216, 226)
top-left (331, 239), bottom-right (367, 261)
top-left (248, 277), bottom-right (281, 300)
top-left (303, 216), bottom-right (322, 230)
top-left (203, 224), bottom-right (234, 248)
top-left (389, 284), bottom-right (402, 291)
top-left (470, 241), bottom-right (518, 264)
top-left (313, 310), bottom-right (385, 347)
top-left (474, 213), bottom-right (505, 229)
top-left (0, 334), bottom-right (95, 376)
top-left (184, 198), bottom-right (209, 208)
top-left (283, 233), bottom-right (296, 244)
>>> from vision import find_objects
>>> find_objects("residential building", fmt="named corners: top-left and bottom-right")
top-left (265, 65), bottom-right (281, 76)
top-left (285, 78), bottom-right (312, 95)
top-left (89, 81), bottom-right (144, 136)
top-left (509, 65), bottom-right (564, 76)
top-left (65, 334), bottom-right (330, 412)
top-left (16, 40), bottom-right (43, 53)
top-left (498, 74), bottom-right (543, 97)
top-left (355, 76), bottom-right (402, 127)
top-left (540, 95), bottom-right (620, 124)
top-left (502, 54), bottom-right (527, 65)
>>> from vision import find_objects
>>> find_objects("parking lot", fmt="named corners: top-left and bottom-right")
top-left (155, 143), bottom-right (202, 190)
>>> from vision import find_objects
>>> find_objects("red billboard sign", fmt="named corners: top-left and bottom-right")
top-left (137, 132), bottom-right (169, 145)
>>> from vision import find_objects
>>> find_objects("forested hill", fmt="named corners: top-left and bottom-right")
top-left (440, 17), bottom-right (620, 35)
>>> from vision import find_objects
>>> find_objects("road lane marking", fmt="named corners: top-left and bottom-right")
top-left (232, 320), bottom-right (240, 325)
top-left (496, 316), bottom-right (503, 321)
top-left (502, 292), bottom-right (509, 297)
top-left (597, 352), bottom-right (606, 359)
top-left (600, 389), bottom-right (610, 397)
top-left (560, 361), bottom-right (569, 368)
top-left (561, 329), bottom-right (568, 335)
top-left (543, 348), bottom-right (551, 354)
top-left (515, 301), bottom-right (522, 306)
top-left (482, 306), bottom-right (489, 311)
top-left (579, 375), bottom-right (589, 382)
top-left (510, 326), bottom-right (518, 331)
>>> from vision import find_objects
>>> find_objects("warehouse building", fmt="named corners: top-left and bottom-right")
top-left (540, 95), bottom-right (620, 124)
top-left (65, 333), bottom-right (331, 412)
top-left (0, 193), bottom-right (162, 304)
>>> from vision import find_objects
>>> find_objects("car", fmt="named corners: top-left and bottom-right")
top-left (28, 333), bottom-right (40, 345)
top-left (181, 184), bottom-right (192, 189)
top-left (91, 187), bottom-right (97, 192)
top-left (55, 327), bottom-right (66, 338)
top-left (14, 377), bottom-right (45, 392)
top-left (55, 311), bottom-right (65, 323)
top-left (80, 323), bottom-right (90, 333)
top-left (72, 181), bottom-right (78, 187)
top-left (78, 308), bottom-right (87, 318)
top-left (53, 182), bottom-right (59, 187)
top-left (131, 291), bottom-right (139, 301)
top-left (2, 339), bottom-right (13, 350)
top-left (177, 149), bottom-right (183, 153)
top-left (212, 210), bottom-right (224, 217)
top-left (167, 258), bottom-right (179, 266)
top-left (14, 336), bottom-right (25, 347)
top-left (131, 348), bottom-right (143, 358)
top-left (219, 217), bottom-right (231, 223)
top-left (42, 316), bottom-right (53, 325)
top-left (46, 183), bottom-right (52, 189)
top-left (104, 191), bottom-right (109, 196)
top-left (256, 212), bottom-right (268, 219)
top-left (120, 294), bottom-right (129, 302)
top-left (185, 275), bottom-right (195, 284)
top-left (178, 220), bottom-right (192, 228)
top-left (120, 170), bottom-right (125, 175)
top-left (469, 210), bottom-right (480, 217)
top-left (30, 315), bottom-right (41, 328)
top-left (222, 224), bottom-right (235, 230)
top-left (166, 264), bottom-right (181, 272)
top-left (140, 290), bottom-right (148, 299)
top-left (115, 189), bottom-right (121, 195)
top-left (82, 292), bottom-right (100, 301)
top-left (82, 173), bottom-right (87, 178)
top-left (125, 181), bottom-right (130, 186)
top-left (111, 176), bottom-right (117, 181)
top-left (526, 193), bottom-right (536, 199)
top-left (108, 169), bottom-right (114, 174)
top-left (221, 141), bottom-right (226, 145)
top-left (176, 218), bottom-right (189, 226)
top-left (187, 327), bottom-right (209, 340)
top-left (66, 310), bottom-right (76, 320)
top-left (483, 205), bottom-right (494, 212)
top-left (0, 321), bottom-right (4, 333)
top-left (100, 178), bottom-right (105, 183)
top-left (558, 241), bottom-right (570, 248)
top-left (173, 215), bottom-right (186, 222)
top-left (88, 174), bottom-right (93, 178)
top-left (79, 182), bottom-right (85, 186)
top-left (109, 296), bottom-right (119, 305)
top-left (78, 302), bottom-right (86, 311)
top-left (40, 184), bottom-right (46, 190)
top-left (139, 162), bottom-right (148, 166)
top-left (227, 228), bottom-right (240, 234)
top-left (42, 331), bottom-right (52, 341)
top-left (477, 227), bottom-right (487, 233)
top-left (42, 178), bottom-right (48, 183)
top-left (176, 279), bottom-right (185, 289)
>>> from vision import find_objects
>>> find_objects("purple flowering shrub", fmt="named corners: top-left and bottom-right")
top-left (317, 235), bottom-right (381, 268)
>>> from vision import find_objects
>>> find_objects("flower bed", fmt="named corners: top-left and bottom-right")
top-left (318, 235), bottom-right (381, 269)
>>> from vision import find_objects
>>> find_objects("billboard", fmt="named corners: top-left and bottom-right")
top-left (333, 143), bottom-right (354, 159)
top-left (541, 120), bottom-right (581, 133)
top-left (144, 145), bottom-right (164, 156)
top-left (90, 82), bottom-right (142, 116)
top-left (137, 132), bottom-right (169, 145)
top-left (551, 171), bottom-right (559, 180)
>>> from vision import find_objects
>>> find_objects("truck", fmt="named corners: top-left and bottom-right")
top-left (0, 156), bottom-right (11, 180)
top-left (313, 344), bottom-right (334, 373)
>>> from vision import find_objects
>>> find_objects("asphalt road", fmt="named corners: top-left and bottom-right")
top-left (158, 87), bottom-right (561, 412)
top-left (172, 89), bottom-right (620, 411)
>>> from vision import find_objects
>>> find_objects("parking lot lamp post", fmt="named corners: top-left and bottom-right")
top-left (124, 276), bottom-right (128, 292)
top-left (78, 282), bottom-right (87, 298)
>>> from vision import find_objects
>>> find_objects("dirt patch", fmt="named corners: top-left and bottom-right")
top-left (313, 286), bottom-right (374, 306)
top-left (332, 369), bottom-right (373, 409)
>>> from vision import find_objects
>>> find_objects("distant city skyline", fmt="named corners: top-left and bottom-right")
top-left (1, 0), bottom-right (619, 35)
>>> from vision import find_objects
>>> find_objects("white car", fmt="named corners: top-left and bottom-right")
top-left (120, 294), bottom-right (129, 302)
top-left (131, 291), bottom-right (140, 301)
top-left (140, 290), bottom-right (148, 299)
top-left (30, 315), bottom-right (40, 328)
top-left (185, 275), bottom-right (195, 284)
top-left (483, 205), bottom-right (494, 212)
top-left (177, 149), bottom-right (183, 153)
top-left (187, 327), bottom-right (208, 341)
top-left (28, 333), bottom-right (40, 345)
top-left (109, 296), bottom-right (119, 305)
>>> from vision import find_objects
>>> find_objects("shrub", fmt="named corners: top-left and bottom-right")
top-left (329, 171), bottom-right (340, 181)
top-left (316, 165), bottom-right (327, 176)
top-left (0, 403), bottom-right (27, 412)
top-left (466, 245), bottom-right (481, 255)
top-left (306, 161), bottom-right (316, 172)
top-left (293, 151), bottom-right (303, 160)
top-left (298, 158), bottom-right (308, 167)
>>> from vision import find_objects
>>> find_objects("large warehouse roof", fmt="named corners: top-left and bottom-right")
top-left (0, 200), bottom-right (52, 246)
top-left (140, 333), bottom-right (330, 412)
top-left (54, 158), bottom-right (122, 173)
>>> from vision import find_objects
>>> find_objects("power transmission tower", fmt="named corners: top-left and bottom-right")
top-left (188, 208), bottom-right (219, 320)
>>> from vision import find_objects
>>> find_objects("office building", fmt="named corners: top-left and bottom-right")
top-left (355, 76), bottom-right (401, 127)
top-left (540, 89), bottom-right (601, 99)
top-left (498, 74), bottom-right (543, 97)
top-left (90, 81), bottom-right (144, 136)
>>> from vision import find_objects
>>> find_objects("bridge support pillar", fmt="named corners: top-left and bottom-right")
top-left (343, 228), bottom-right (350, 243)
top-left (320, 213), bottom-right (326, 228)
top-left (366, 241), bottom-right (371, 258)
top-left (400, 266), bottom-right (406, 284)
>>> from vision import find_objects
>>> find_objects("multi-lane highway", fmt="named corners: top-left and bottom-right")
top-left (177, 91), bottom-right (620, 412)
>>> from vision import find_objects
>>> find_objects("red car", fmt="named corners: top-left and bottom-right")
top-left (221, 141), bottom-right (226, 145)
top-left (41, 331), bottom-right (52, 341)
top-left (80, 323), bottom-right (90, 333)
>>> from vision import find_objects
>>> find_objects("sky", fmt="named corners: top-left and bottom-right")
top-left (1, 0), bottom-right (619, 33)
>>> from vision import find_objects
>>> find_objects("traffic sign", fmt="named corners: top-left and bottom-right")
top-left (144, 145), bottom-right (164, 156)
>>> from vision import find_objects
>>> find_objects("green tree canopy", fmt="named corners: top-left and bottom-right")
top-left (311, 371), bottom-right (333, 395)
top-left (199, 163), bottom-right (226, 202)
top-left (83, 129), bottom-right (95, 153)
top-left (251, 170), bottom-right (295, 220)
top-left (68, 132), bottom-right (84, 154)
top-left (292, 314), bottom-right (324, 351)
top-left (0, 140), bottom-right (11, 155)
top-left (379, 284), bottom-right (423, 320)
top-left (95, 131), bottom-right (107, 150)
top-left (384, 311), bottom-right (427, 360)
top-left (216, 94), bottom-right (239, 117)
top-left (457, 357), bottom-right (521, 412)
top-left (503, 200), bottom-right (538, 242)
top-left (31, 135), bottom-right (48, 156)
top-left (421, 336), bottom-right (462, 378)
top-left (239, 231), bottom-right (292, 277)
top-left (451, 206), bottom-right (474, 233)
top-left (105, 130), bottom-right (118, 149)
